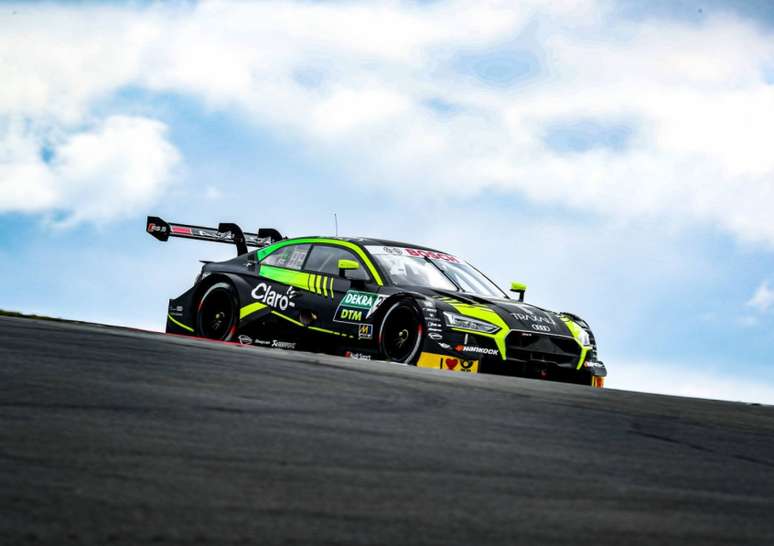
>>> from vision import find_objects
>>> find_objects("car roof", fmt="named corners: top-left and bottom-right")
top-left (288, 236), bottom-right (446, 254)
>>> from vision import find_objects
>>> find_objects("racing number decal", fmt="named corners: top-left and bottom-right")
top-left (417, 352), bottom-right (479, 373)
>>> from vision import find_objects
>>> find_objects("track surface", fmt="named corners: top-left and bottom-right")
top-left (1, 316), bottom-right (774, 545)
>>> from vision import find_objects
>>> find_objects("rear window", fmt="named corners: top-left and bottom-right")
top-left (261, 244), bottom-right (311, 270)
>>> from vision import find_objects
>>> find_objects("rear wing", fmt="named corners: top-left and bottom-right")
top-left (146, 216), bottom-right (284, 256)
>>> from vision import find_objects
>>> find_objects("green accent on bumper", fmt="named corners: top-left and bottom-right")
top-left (257, 238), bottom-right (383, 285)
top-left (447, 303), bottom-right (509, 360)
top-left (239, 302), bottom-right (267, 320)
top-left (167, 314), bottom-right (194, 333)
top-left (561, 317), bottom-right (591, 369)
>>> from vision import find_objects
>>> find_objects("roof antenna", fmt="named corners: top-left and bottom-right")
top-left (334, 213), bottom-right (338, 236)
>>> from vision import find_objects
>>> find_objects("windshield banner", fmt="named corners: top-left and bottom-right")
top-left (366, 245), bottom-right (461, 263)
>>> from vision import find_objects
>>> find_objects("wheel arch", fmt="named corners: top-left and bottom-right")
top-left (374, 293), bottom-right (427, 364)
top-left (193, 272), bottom-right (255, 316)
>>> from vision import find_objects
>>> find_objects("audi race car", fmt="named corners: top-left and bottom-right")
top-left (147, 216), bottom-right (607, 387)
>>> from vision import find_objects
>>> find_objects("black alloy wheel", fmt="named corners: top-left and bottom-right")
top-left (379, 300), bottom-right (424, 364)
top-left (196, 282), bottom-right (239, 341)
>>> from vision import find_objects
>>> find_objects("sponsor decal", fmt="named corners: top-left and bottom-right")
top-left (426, 321), bottom-right (443, 329)
top-left (531, 324), bottom-right (551, 332)
top-left (584, 361), bottom-right (605, 369)
top-left (367, 246), bottom-right (461, 263)
top-left (238, 335), bottom-right (279, 348)
top-left (437, 341), bottom-right (451, 349)
top-left (168, 304), bottom-right (184, 317)
top-left (455, 344), bottom-right (499, 356)
top-left (404, 248), bottom-right (460, 263)
top-left (252, 282), bottom-right (297, 311)
top-left (334, 290), bottom-right (386, 324)
top-left (171, 226), bottom-right (193, 235)
top-left (148, 223), bottom-right (168, 234)
top-left (509, 304), bottom-right (556, 326)
top-left (429, 333), bottom-right (443, 340)
top-left (271, 340), bottom-right (296, 349)
top-left (416, 352), bottom-right (479, 373)
top-left (345, 351), bottom-right (372, 361)
top-left (358, 324), bottom-right (374, 340)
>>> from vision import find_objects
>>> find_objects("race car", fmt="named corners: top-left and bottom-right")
top-left (147, 216), bottom-right (607, 387)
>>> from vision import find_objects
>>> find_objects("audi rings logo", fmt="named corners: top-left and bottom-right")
top-left (531, 324), bottom-right (551, 332)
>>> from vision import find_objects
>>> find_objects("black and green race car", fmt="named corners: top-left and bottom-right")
top-left (147, 216), bottom-right (607, 387)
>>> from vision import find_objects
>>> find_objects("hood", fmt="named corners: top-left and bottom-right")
top-left (413, 288), bottom-right (574, 339)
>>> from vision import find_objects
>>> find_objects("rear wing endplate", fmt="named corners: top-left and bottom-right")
top-left (147, 216), bottom-right (283, 256)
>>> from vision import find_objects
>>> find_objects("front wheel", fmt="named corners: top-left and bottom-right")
top-left (195, 282), bottom-right (239, 341)
top-left (379, 300), bottom-right (424, 364)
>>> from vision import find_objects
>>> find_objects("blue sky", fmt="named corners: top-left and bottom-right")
top-left (2, 0), bottom-right (774, 403)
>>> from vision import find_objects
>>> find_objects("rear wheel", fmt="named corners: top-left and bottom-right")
top-left (379, 300), bottom-right (424, 364)
top-left (196, 282), bottom-right (239, 341)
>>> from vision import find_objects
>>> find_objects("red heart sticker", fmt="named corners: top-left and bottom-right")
top-left (445, 358), bottom-right (459, 370)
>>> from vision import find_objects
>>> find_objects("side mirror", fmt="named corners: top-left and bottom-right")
top-left (338, 259), bottom-right (360, 278)
top-left (510, 281), bottom-right (527, 302)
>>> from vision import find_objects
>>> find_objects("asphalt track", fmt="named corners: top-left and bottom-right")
top-left (1, 316), bottom-right (774, 545)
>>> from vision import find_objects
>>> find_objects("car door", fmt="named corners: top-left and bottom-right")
top-left (249, 242), bottom-right (312, 346)
top-left (302, 244), bottom-right (383, 346)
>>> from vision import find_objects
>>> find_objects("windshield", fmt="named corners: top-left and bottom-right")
top-left (367, 246), bottom-right (507, 298)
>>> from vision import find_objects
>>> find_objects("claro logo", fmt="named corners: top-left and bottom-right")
top-left (252, 283), bottom-right (296, 311)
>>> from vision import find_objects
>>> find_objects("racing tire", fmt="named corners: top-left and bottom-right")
top-left (195, 282), bottom-right (239, 342)
top-left (378, 299), bottom-right (424, 364)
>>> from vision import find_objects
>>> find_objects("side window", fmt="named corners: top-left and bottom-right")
top-left (261, 244), bottom-right (311, 270)
top-left (305, 245), bottom-right (370, 281)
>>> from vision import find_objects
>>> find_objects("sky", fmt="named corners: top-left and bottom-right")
top-left (1, 0), bottom-right (774, 404)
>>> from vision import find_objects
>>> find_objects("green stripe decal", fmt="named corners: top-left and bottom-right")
top-left (257, 238), bottom-right (383, 285)
top-left (448, 303), bottom-right (509, 360)
top-left (240, 302), bottom-right (268, 319)
top-left (309, 326), bottom-right (340, 336)
top-left (260, 265), bottom-right (311, 291)
top-left (168, 314), bottom-right (194, 333)
top-left (271, 310), bottom-right (304, 327)
top-left (562, 317), bottom-right (591, 369)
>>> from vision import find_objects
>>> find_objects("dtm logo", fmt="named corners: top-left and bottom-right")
top-left (252, 283), bottom-right (296, 311)
top-left (334, 290), bottom-right (386, 324)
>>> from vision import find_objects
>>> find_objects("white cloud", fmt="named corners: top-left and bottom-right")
top-left (0, 116), bottom-right (179, 225)
top-left (2, 0), bottom-right (774, 243)
top-left (748, 281), bottom-right (774, 313)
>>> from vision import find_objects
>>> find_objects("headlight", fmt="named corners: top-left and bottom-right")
top-left (443, 312), bottom-right (500, 334)
top-left (577, 328), bottom-right (592, 347)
